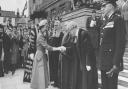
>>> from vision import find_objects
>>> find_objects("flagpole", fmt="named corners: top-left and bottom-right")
top-left (22, 0), bottom-right (27, 17)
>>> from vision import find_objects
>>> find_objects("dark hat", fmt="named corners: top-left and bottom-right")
top-left (92, 9), bottom-right (96, 13)
top-left (102, 0), bottom-right (117, 7)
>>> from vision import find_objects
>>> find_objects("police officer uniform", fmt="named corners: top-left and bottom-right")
top-left (99, 1), bottom-right (126, 89)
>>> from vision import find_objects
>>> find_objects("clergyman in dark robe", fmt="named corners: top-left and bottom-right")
top-left (86, 9), bottom-right (100, 89)
top-left (59, 21), bottom-right (98, 89)
top-left (86, 10), bottom-right (101, 51)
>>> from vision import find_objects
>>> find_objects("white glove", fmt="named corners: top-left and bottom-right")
top-left (86, 66), bottom-right (91, 71)
top-left (59, 46), bottom-right (66, 53)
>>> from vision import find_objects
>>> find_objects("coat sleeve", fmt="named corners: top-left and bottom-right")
top-left (86, 17), bottom-right (91, 29)
top-left (113, 16), bottom-right (126, 67)
top-left (38, 35), bottom-right (53, 51)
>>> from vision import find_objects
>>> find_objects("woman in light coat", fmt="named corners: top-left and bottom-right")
top-left (31, 19), bottom-right (61, 89)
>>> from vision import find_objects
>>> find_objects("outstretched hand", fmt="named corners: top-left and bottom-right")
top-left (106, 65), bottom-right (119, 77)
top-left (58, 46), bottom-right (66, 53)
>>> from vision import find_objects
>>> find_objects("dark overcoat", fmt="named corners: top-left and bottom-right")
top-left (99, 12), bottom-right (126, 71)
top-left (86, 16), bottom-right (101, 49)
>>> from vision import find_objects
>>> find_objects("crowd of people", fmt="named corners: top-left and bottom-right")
top-left (0, 18), bottom-right (37, 78)
top-left (0, 0), bottom-right (128, 89)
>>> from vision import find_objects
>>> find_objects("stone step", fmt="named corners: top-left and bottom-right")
top-left (118, 85), bottom-right (128, 89)
top-left (125, 48), bottom-right (128, 52)
top-left (125, 41), bottom-right (128, 48)
top-left (124, 62), bottom-right (128, 70)
top-left (124, 57), bottom-right (128, 64)
top-left (120, 70), bottom-right (128, 79)
top-left (124, 53), bottom-right (128, 57)
top-left (118, 75), bottom-right (128, 87)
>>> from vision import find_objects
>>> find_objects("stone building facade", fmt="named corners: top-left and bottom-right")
top-left (28, 0), bottom-right (100, 29)
top-left (29, 0), bottom-right (73, 23)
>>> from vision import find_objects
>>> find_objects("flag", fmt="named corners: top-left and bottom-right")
top-left (22, 1), bottom-right (27, 16)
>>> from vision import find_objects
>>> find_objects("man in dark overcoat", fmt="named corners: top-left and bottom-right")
top-left (86, 9), bottom-right (101, 89)
top-left (99, 0), bottom-right (126, 89)
top-left (86, 9), bottom-right (101, 50)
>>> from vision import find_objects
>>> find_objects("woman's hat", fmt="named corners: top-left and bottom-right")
top-left (39, 19), bottom-right (48, 27)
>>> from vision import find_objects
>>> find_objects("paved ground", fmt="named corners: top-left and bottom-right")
top-left (0, 69), bottom-right (31, 89)
top-left (0, 69), bottom-right (127, 89)
top-left (0, 69), bottom-right (58, 89)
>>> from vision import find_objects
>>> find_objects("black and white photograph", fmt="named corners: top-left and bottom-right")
top-left (0, 0), bottom-right (128, 89)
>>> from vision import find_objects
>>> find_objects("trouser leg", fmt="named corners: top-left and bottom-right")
top-left (101, 70), bottom-right (118, 89)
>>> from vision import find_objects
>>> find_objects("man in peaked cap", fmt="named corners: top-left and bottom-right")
top-left (99, 0), bottom-right (126, 89)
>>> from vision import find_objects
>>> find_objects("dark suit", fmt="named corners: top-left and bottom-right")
top-left (86, 16), bottom-right (101, 50)
top-left (99, 11), bottom-right (126, 89)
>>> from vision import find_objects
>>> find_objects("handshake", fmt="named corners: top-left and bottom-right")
top-left (57, 46), bottom-right (66, 53)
